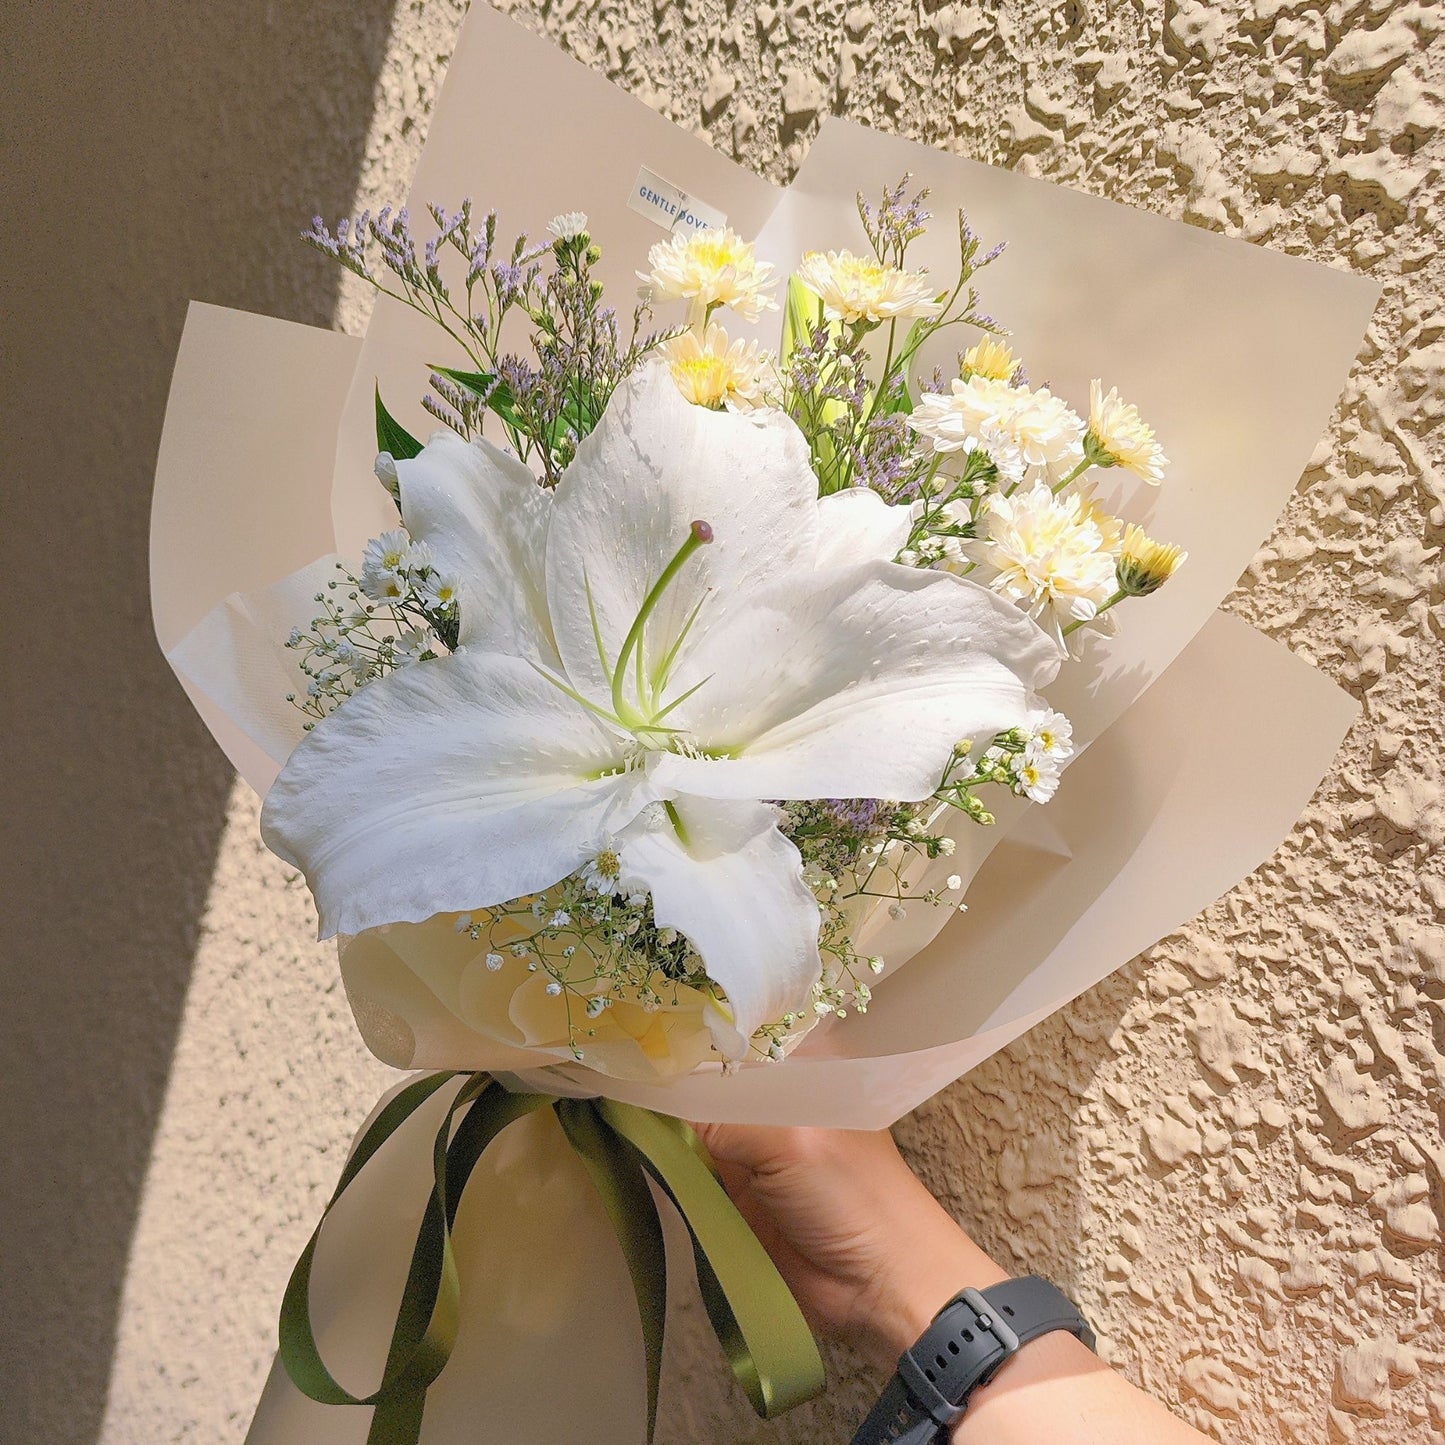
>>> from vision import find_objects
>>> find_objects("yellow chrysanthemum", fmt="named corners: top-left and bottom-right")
top-left (1116, 524), bottom-right (1187, 595)
top-left (961, 336), bottom-right (1017, 382)
top-left (794, 249), bottom-right (942, 324)
top-left (639, 228), bottom-right (777, 325)
top-left (1085, 379), bottom-right (1169, 484)
top-left (662, 324), bottom-right (773, 410)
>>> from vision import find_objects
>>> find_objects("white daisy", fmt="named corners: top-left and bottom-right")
top-left (360, 528), bottom-right (415, 602)
top-left (417, 568), bottom-right (460, 611)
top-left (1015, 749), bottom-right (1062, 803)
top-left (1024, 708), bottom-right (1074, 762)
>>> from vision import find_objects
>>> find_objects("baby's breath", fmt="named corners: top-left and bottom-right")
top-left (283, 561), bottom-right (450, 726)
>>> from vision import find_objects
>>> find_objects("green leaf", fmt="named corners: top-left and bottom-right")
top-left (779, 274), bottom-right (817, 374)
top-left (375, 385), bottom-right (424, 460)
top-left (431, 365), bottom-right (524, 431)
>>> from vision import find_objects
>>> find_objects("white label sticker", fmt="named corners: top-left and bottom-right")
top-left (628, 166), bottom-right (727, 235)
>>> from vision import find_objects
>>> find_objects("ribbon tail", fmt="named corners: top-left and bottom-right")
top-left (555, 1098), bottom-right (668, 1443)
top-left (366, 1390), bottom-right (427, 1445)
top-left (596, 1101), bottom-right (826, 1419)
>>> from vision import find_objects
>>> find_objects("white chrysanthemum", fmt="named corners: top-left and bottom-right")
top-left (913, 372), bottom-right (1086, 479)
top-left (911, 377), bottom-right (1085, 479)
top-left (1086, 379), bottom-right (1168, 484)
top-left (963, 480), bottom-right (1117, 645)
top-left (908, 377), bottom-right (1028, 483)
top-left (662, 324), bottom-right (774, 410)
top-left (962, 336), bottom-right (1017, 382)
top-left (639, 227), bottom-right (777, 325)
top-left (795, 250), bottom-right (942, 324)
top-left (1004, 385), bottom-right (1086, 478)
top-left (547, 210), bottom-right (590, 242)
top-left (1074, 485), bottom-right (1124, 556)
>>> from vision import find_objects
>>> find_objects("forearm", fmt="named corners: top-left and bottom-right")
top-left (861, 1195), bottom-right (1209, 1445)
top-left (951, 1328), bottom-right (1205, 1445)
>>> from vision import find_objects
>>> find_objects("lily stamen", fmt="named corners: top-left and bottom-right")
top-left (610, 519), bottom-right (712, 729)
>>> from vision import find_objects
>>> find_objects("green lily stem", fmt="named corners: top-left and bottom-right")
top-left (611, 521), bottom-right (713, 725)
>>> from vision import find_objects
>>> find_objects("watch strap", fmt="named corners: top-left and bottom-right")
top-left (849, 1276), bottom-right (1095, 1445)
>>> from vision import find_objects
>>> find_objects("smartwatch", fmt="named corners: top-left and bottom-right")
top-left (849, 1276), bottom-right (1096, 1445)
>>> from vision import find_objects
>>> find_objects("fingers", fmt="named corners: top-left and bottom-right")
top-left (690, 1121), bottom-right (807, 1170)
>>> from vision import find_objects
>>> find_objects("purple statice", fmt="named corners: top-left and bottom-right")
top-left (784, 322), bottom-right (872, 492)
top-left (303, 212), bottom-right (373, 278)
top-left (303, 198), bottom-right (548, 378)
top-left (849, 411), bottom-right (917, 501)
top-left (820, 798), bottom-right (892, 838)
top-left (858, 174), bottom-right (932, 266)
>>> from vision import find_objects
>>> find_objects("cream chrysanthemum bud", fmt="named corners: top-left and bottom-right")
top-left (1116, 524), bottom-right (1187, 596)
top-left (1085, 380), bottom-right (1169, 484)
top-left (662, 324), bottom-right (774, 410)
top-left (961, 336), bottom-right (1017, 382)
top-left (638, 228), bottom-right (777, 325)
top-left (794, 249), bottom-right (942, 324)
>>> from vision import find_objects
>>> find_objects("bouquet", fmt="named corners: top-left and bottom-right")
top-left (150, 8), bottom-right (1377, 1442)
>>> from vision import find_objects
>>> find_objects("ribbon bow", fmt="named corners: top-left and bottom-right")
top-left (277, 1072), bottom-right (826, 1444)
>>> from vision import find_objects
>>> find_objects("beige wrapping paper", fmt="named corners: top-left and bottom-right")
top-left (148, 7), bottom-right (1380, 1440)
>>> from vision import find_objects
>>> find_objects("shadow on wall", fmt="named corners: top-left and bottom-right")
top-left (0, 3), bottom-right (399, 1440)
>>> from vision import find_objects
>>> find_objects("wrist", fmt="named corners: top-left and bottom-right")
top-left (855, 1214), bottom-right (1010, 1371)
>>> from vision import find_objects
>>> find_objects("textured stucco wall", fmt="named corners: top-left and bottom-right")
top-left (0, 4), bottom-right (403, 1442)
top-left (7, 1), bottom-right (1443, 1443)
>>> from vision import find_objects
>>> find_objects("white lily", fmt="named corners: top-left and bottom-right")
top-left (260, 363), bottom-right (1060, 1059)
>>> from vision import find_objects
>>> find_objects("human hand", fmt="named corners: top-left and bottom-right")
top-left (691, 1123), bottom-right (1007, 1372)
top-left (693, 1123), bottom-right (1210, 1445)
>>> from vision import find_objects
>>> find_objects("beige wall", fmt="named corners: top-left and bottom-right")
top-left (5, 2), bottom-right (1443, 1443)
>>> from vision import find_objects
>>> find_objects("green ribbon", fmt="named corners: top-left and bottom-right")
top-left (277, 1073), bottom-right (826, 1444)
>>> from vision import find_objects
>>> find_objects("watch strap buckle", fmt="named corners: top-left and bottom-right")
top-left (958, 1286), bottom-right (1021, 1356)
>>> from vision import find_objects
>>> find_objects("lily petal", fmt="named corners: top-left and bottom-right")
top-left (397, 430), bottom-right (558, 662)
top-left (653, 563), bottom-right (1061, 802)
top-left (544, 362), bottom-right (822, 705)
top-left (814, 487), bottom-right (912, 568)
top-left (260, 650), bottom-right (649, 938)
top-left (618, 796), bottom-right (821, 1059)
